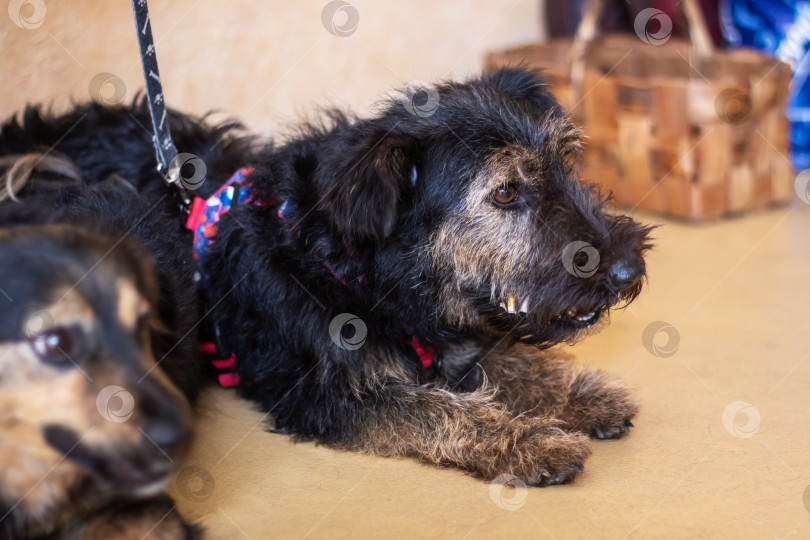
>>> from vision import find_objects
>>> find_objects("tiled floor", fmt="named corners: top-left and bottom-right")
top-left (171, 204), bottom-right (810, 539)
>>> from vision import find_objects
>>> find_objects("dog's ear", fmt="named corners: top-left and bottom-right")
top-left (486, 67), bottom-right (559, 112)
top-left (317, 129), bottom-right (415, 242)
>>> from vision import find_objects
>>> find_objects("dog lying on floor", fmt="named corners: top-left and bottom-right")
top-left (1, 67), bottom-right (652, 486)
top-left (0, 162), bottom-right (202, 538)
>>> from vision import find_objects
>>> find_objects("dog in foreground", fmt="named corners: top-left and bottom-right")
top-left (0, 172), bottom-right (202, 538)
top-left (2, 67), bottom-right (652, 488)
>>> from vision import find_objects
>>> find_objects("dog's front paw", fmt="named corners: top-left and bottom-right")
top-left (530, 430), bottom-right (592, 486)
top-left (566, 372), bottom-right (639, 440)
top-left (482, 420), bottom-right (592, 487)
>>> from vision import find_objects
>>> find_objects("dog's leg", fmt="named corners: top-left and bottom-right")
top-left (476, 344), bottom-right (638, 440)
top-left (66, 495), bottom-right (201, 540)
top-left (346, 384), bottom-right (591, 486)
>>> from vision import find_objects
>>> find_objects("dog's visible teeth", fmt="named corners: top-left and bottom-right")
top-left (519, 299), bottom-right (529, 314)
top-left (507, 295), bottom-right (516, 314)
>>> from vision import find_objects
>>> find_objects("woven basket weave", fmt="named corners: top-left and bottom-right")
top-left (485, 0), bottom-right (793, 221)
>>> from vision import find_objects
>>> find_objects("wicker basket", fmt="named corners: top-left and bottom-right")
top-left (485, 0), bottom-right (794, 221)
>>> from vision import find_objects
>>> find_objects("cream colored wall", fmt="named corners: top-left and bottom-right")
top-left (1, 1), bottom-right (544, 133)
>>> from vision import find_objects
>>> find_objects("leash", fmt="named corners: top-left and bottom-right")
top-left (131, 0), bottom-right (192, 209)
top-left (131, 1), bottom-right (238, 380)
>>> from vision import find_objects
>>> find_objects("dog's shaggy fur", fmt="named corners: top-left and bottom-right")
top-left (1, 67), bottom-right (652, 487)
top-left (0, 175), bottom-right (201, 538)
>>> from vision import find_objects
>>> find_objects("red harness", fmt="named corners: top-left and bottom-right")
top-left (186, 168), bottom-right (437, 387)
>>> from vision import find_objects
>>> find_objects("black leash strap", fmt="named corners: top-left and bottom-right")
top-left (131, 0), bottom-right (189, 205)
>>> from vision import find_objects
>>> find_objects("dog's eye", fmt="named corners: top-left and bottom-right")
top-left (492, 185), bottom-right (518, 206)
top-left (30, 327), bottom-right (79, 367)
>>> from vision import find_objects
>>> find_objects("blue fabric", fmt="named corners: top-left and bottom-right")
top-left (722, 0), bottom-right (810, 169)
top-left (189, 167), bottom-right (255, 287)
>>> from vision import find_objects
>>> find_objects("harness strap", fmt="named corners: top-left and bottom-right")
top-left (186, 167), bottom-right (257, 288)
top-left (190, 168), bottom-right (439, 386)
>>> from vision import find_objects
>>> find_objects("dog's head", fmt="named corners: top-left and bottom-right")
top-left (0, 225), bottom-right (191, 500)
top-left (316, 67), bottom-right (652, 347)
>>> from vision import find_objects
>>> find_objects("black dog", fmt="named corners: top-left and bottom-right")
top-left (0, 170), bottom-right (201, 538)
top-left (1, 67), bottom-right (651, 486)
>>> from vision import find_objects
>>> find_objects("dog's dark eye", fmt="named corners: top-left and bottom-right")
top-left (492, 184), bottom-right (518, 206)
top-left (30, 327), bottom-right (79, 367)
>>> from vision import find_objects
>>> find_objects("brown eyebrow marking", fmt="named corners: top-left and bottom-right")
top-left (516, 165), bottom-right (530, 184)
top-left (17, 290), bottom-right (95, 339)
top-left (115, 279), bottom-right (150, 332)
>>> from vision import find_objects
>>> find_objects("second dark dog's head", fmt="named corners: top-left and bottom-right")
top-left (0, 225), bottom-right (191, 500)
top-left (315, 67), bottom-right (653, 347)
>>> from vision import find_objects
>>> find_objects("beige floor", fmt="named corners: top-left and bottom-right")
top-left (167, 204), bottom-right (810, 539)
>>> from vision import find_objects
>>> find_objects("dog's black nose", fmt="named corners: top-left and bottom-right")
top-left (608, 260), bottom-right (643, 291)
top-left (143, 419), bottom-right (191, 457)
